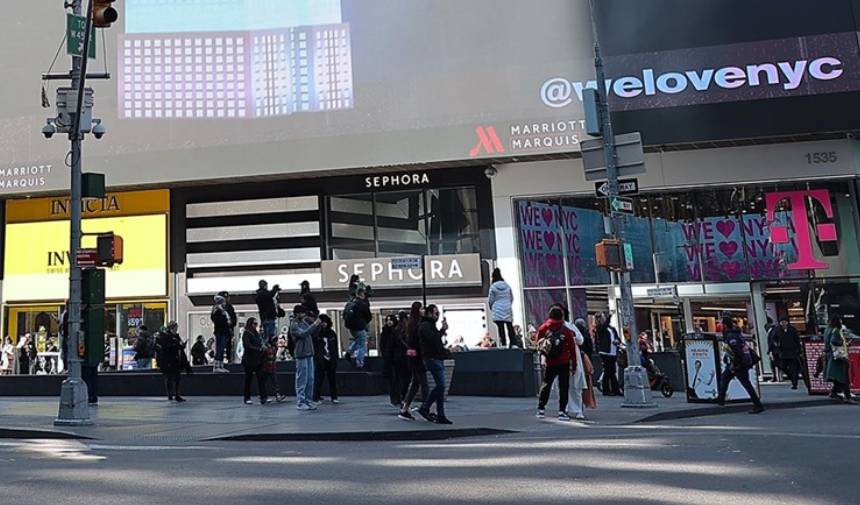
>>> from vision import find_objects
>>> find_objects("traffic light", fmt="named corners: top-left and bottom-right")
top-left (79, 268), bottom-right (106, 367)
top-left (97, 233), bottom-right (123, 266)
top-left (93, 0), bottom-right (118, 28)
top-left (596, 238), bottom-right (624, 271)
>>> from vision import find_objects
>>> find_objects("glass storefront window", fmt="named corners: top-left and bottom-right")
top-left (327, 187), bottom-right (480, 260)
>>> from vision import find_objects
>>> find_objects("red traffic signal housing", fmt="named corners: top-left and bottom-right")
top-left (93, 0), bottom-right (119, 28)
top-left (97, 233), bottom-right (123, 266)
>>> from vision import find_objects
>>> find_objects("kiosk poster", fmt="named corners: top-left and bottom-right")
top-left (684, 339), bottom-right (719, 401)
top-left (719, 343), bottom-right (761, 401)
top-left (803, 340), bottom-right (830, 394)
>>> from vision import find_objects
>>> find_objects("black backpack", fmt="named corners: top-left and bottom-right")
top-left (539, 330), bottom-right (565, 359)
top-left (342, 299), bottom-right (358, 330)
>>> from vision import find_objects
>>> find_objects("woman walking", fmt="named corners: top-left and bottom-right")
top-left (241, 317), bottom-right (269, 405)
top-left (488, 268), bottom-right (518, 348)
top-left (398, 302), bottom-right (429, 420)
top-left (824, 315), bottom-right (857, 403)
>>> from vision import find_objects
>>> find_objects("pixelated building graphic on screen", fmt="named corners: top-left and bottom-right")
top-left (117, 0), bottom-right (354, 119)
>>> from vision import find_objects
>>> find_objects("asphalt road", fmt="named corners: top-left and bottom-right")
top-left (0, 404), bottom-right (856, 505)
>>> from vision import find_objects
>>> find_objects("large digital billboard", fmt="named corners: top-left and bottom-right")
top-left (1, 0), bottom-right (859, 194)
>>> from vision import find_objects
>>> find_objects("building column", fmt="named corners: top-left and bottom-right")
top-left (682, 297), bottom-right (695, 334)
top-left (749, 282), bottom-right (771, 374)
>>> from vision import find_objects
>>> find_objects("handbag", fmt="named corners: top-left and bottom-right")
top-left (832, 329), bottom-right (849, 361)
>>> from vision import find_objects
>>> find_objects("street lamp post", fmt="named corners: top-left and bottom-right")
top-left (587, 0), bottom-right (654, 408)
top-left (55, 0), bottom-right (93, 426)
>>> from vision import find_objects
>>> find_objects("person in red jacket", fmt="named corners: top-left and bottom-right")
top-left (533, 306), bottom-right (577, 421)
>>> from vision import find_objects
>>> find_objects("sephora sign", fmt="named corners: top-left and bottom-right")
top-left (321, 254), bottom-right (482, 290)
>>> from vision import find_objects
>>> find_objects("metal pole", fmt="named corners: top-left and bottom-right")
top-left (588, 0), bottom-right (653, 407)
top-left (56, 0), bottom-right (93, 426)
top-left (421, 254), bottom-right (427, 307)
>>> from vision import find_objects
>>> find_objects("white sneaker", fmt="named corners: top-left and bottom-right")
top-left (574, 413), bottom-right (586, 421)
top-left (296, 403), bottom-right (311, 411)
top-left (216, 364), bottom-right (230, 374)
top-left (331, 399), bottom-right (340, 404)
top-left (306, 402), bottom-right (319, 411)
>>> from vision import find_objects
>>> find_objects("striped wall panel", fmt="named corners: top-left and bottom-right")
top-left (185, 196), bottom-right (322, 271)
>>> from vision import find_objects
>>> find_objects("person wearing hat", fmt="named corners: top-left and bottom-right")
top-left (313, 314), bottom-right (340, 404)
top-left (210, 294), bottom-right (232, 373)
top-left (290, 304), bottom-right (322, 410)
top-left (255, 280), bottom-right (283, 342)
top-left (300, 280), bottom-right (319, 318)
top-left (156, 321), bottom-right (186, 402)
top-left (218, 291), bottom-right (238, 364)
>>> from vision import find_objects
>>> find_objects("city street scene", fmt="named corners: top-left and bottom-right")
top-left (0, 1), bottom-right (858, 504)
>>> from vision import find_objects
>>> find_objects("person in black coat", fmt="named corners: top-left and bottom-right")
top-left (191, 335), bottom-right (207, 366)
top-left (574, 318), bottom-right (594, 358)
top-left (156, 322), bottom-right (186, 402)
top-left (380, 314), bottom-right (409, 408)
top-left (211, 295), bottom-right (233, 373)
top-left (773, 318), bottom-right (803, 389)
top-left (255, 280), bottom-right (282, 342)
top-left (218, 291), bottom-right (238, 365)
top-left (312, 314), bottom-right (340, 404)
top-left (416, 304), bottom-right (452, 424)
top-left (241, 317), bottom-right (268, 405)
top-left (595, 312), bottom-right (622, 396)
top-left (299, 280), bottom-right (319, 318)
top-left (399, 302), bottom-right (428, 420)
top-left (133, 325), bottom-right (155, 369)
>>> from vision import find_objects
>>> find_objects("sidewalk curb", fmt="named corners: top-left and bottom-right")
top-left (205, 428), bottom-right (516, 442)
top-left (0, 427), bottom-right (92, 440)
top-left (634, 398), bottom-right (841, 424)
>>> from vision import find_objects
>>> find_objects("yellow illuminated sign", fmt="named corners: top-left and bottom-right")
top-left (5, 189), bottom-right (169, 223)
top-left (3, 215), bottom-right (167, 301)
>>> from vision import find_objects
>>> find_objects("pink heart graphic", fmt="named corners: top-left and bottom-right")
top-left (542, 208), bottom-right (554, 227)
top-left (719, 241), bottom-right (738, 257)
top-left (546, 254), bottom-right (559, 272)
top-left (722, 261), bottom-right (742, 279)
top-left (544, 231), bottom-right (556, 250)
top-left (716, 220), bottom-right (735, 239)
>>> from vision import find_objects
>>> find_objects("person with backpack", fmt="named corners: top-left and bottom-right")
top-left (398, 302), bottom-right (428, 421)
top-left (343, 283), bottom-right (372, 369)
top-left (133, 325), bottom-right (155, 369)
top-left (717, 316), bottom-right (765, 414)
top-left (533, 306), bottom-right (578, 421)
top-left (255, 280), bottom-right (283, 342)
top-left (299, 280), bottom-right (319, 317)
top-left (156, 322), bottom-right (186, 403)
top-left (312, 314), bottom-right (340, 404)
top-left (290, 304), bottom-right (322, 410)
top-left (210, 295), bottom-right (232, 373)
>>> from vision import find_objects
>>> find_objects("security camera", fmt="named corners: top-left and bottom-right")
top-left (41, 122), bottom-right (57, 139)
top-left (92, 119), bottom-right (106, 139)
top-left (484, 166), bottom-right (498, 179)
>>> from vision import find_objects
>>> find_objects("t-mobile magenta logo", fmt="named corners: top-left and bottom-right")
top-left (765, 189), bottom-right (837, 270)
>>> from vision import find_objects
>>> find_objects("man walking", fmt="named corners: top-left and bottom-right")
top-left (717, 317), bottom-right (765, 414)
top-left (596, 312), bottom-right (621, 396)
top-left (344, 284), bottom-right (372, 369)
top-left (417, 304), bottom-right (453, 425)
top-left (255, 280), bottom-right (283, 342)
top-left (773, 318), bottom-right (802, 390)
top-left (290, 304), bottom-right (321, 410)
top-left (210, 294), bottom-right (232, 373)
top-left (313, 314), bottom-right (340, 404)
top-left (133, 325), bottom-right (155, 369)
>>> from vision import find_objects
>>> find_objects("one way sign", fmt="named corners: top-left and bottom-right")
top-left (594, 178), bottom-right (639, 197)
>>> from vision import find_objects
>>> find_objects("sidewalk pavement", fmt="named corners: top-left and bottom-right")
top-left (0, 383), bottom-right (835, 444)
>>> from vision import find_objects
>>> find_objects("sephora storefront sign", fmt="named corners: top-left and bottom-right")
top-left (321, 254), bottom-right (482, 290)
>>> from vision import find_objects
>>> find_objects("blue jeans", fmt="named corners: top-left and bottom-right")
top-left (421, 359), bottom-right (446, 418)
top-left (348, 329), bottom-right (368, 368)
top-left (214, 330), bottom-right (230, 363)
top-left (136, 359), bottom-right (152, 369)
top-left (261, 320), bottom-right (277, 341)
top-left (295, 356), bottom-right (315, 405)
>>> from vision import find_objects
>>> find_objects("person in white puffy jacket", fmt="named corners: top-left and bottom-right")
top-left (488, 268), bottom-right (519, 348)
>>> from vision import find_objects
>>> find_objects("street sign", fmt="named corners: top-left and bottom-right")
top-left (76, 248), bottom-right (99, 267)
top-left (390, 256), bottom-right (422, 270)
top-left (623, 243), bottom-right (634, 271)
top-left (67, 14), bottom-right (96, 59)
top-left (594, 178), bottom-right (639, 197)
top-left (609, 196), bottom-right (634, 214)
top-left (646, 286), bottom-right (678, 299)
top-left (581, 132), bottom-right (646, 181)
